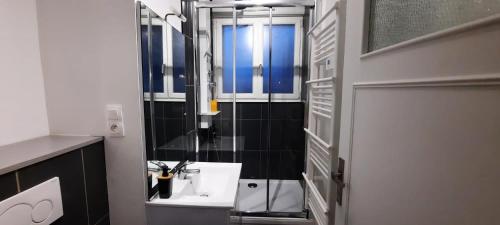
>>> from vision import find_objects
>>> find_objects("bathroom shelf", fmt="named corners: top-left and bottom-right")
top-left (198, 111), bottom-right (220, 116)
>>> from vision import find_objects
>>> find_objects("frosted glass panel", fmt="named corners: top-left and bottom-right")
top-left (223, 25), bottom-right (253, 93)
top-left (263, 25), bottom-right (295, 94)
top-left (368, 0), bottom-right (500, 51)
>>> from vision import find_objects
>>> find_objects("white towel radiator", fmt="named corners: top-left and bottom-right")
top-left (303, 2), bottom-right (341, 225)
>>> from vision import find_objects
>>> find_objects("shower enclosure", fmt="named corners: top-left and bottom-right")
top-left (193, 1), bottom-right (315, 218)
top-left (138, 0), bottom-right (321, 220)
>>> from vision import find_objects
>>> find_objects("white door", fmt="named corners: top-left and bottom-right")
top-left (335, 1), bottom-right (500, 225)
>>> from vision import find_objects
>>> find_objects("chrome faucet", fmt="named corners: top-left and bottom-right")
top-left (177, 160), bottom-right (200, 179)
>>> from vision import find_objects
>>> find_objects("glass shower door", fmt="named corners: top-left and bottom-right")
top-left (263, 18), bottom-right (306, 217)
top-left (227, 13), bottom-right (270, 214)
top-left (197, 3), bottom-right (308, 218)
top-left (232, 8), bottom-right (307, 217)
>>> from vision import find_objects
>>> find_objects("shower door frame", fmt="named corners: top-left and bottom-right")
top-left (193, 0), bottom-right (315, 218)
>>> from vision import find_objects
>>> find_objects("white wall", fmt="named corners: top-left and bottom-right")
top-left (36, 0), bottom-right (147, 224)
top-left (335, 1), bottom-right (500, 225)
top-left (0, 0), bottom-right (49, 146)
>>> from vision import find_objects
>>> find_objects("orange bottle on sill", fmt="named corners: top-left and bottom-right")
top-left (210, 99), bottom-right (218, 112)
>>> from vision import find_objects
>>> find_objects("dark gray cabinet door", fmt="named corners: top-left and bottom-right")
top-left (18, 150), bottom-right (88, 225)
top-left (0, 172), bottom-right (18, 201)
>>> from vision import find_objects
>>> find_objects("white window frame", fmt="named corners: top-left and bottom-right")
top-left (142, 18), bottom-right (186, 102)
top-left (213, 17), bottom-right (303, 102)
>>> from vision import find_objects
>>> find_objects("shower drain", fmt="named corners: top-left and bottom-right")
top-left (248, 183), bottom-right (258, 188)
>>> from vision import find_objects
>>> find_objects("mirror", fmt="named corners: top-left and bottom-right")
top-left (137, 2), bottom-right (192, 198)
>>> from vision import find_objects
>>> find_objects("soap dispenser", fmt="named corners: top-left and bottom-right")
top-left (157, 165), bottom-right (173, 199)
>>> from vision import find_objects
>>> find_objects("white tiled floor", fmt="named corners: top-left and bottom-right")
top-left (236, 179), bottom-right (304, 213)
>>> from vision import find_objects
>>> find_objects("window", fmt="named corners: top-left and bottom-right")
top-left (171, 29), bottom-right (186, 94)
top-left (141, 19), bottom-right (186, 101)
top-left (367, 0), bottom-right (500, 52)
top-left (263, 24), bottom-right (296, 94)
top-left (222, 25), bottom-right (254, 94)
top-left (214, 17), bottom-right (303, 101)
top-left (141, 25), bottom-right (164, 93)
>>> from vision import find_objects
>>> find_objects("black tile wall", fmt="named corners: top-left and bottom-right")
top-left (82, 142), bottom-right (109, 225)
top-left (212, 102), bottom-right (306, 180)
top-left (220, 119), bottom-right (234, 137)
top-left (165, 119), bottom-right (184, 141)
top-left (144, 101), bottom-right (187, 161)
top-left (280, 150), bottom-right (305, 180)
top-left (144, 101), bottom-right (154, 160)
top-left (218, 102), bottom-right (232, 119)
top-left (237, 120), bottom-right (261, 150)
top-left (144, 101), bottom-right (306, 179)
top-left (241, 150), bottom-right (305, 180)
top-left (185, 85), bottom-right (196, 131)
top-left (185, 130), bottom-right (197, 161)
top-left (96, 214), bottom-right (110, 225)
top-left (18, 150), bottom-right (88, 225)
top-left (199, 150), bottom-right (237, 163)
top-left (261, 119), bottom-right (305, 151)
top-left (154, 118), bottom-right (166, 147)
top-left (0, 172), bottom-right (17, 201)
top-left (236, 103), bottom-right (261, 119)
top-left (262, 102), bottom-right (304, 120)
top-left (269, 151), bottom-right (281, 179)
top-left (144, 117), bottom-right (153, 160)
top-left (241, 151), bottom-right (263, 179)
top-left (154, 102), bottom-right (164, 118)
top-left (165, 150), bottom-right (186, 161)
top-left (164, 101), bottom-right (185, 118)
top-left (144, 100), bottom-right (151, 117)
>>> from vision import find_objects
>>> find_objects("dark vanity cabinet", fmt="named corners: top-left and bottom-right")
top-left (0, 136), bottom-right (109, 225)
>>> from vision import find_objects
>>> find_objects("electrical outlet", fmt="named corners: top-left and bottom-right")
top-left (106, 104), bottom-right (125, 137)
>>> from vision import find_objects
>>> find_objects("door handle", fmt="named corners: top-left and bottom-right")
top-left (332, 172), bottom-right (345, 188)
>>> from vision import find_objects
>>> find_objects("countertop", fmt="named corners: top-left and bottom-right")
top-left (0, 135), bottom-right (103, 175)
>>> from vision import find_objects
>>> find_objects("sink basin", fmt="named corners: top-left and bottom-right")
top-left (147, 162), bottom-right (242, 208)
top-left (146, 162), bottom-right (242, 225)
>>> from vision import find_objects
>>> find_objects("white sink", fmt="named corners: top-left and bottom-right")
top-left (147, 161), bottom-right (242, 208)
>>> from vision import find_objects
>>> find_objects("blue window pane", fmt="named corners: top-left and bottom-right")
top-left (141, 25), bottom-right (164, 93)
top-left (263, 25), bottom-right (295, 94)
top-left (172, 29), bottom-right (186, 93)
top-left (223, 25), bottom-right (253, 93)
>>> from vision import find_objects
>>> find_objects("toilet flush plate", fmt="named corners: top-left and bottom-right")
top-left (0, 177), bottom-right (63, 225)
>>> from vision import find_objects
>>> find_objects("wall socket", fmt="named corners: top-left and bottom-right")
top-left (106, 104), bottom-right (125, 137)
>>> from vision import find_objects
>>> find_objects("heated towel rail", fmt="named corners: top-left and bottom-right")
top-left (303, 1), bottom-right (340, 225)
